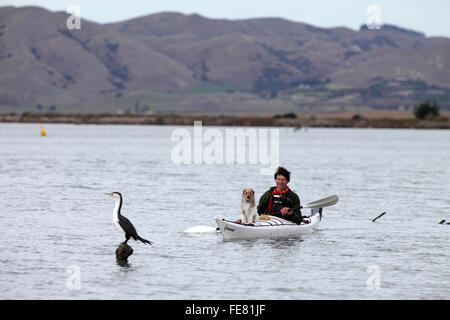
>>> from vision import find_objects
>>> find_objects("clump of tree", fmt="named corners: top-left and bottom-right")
top-left (414, 100), bottom-right (440, 120)
top-left (274, 112), bottom-right (297, 119)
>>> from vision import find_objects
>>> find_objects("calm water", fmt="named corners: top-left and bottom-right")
top-left (0, 123), bottom-right (449, 300)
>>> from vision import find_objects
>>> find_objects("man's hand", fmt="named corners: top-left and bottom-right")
top-left (280, 207), bottom-right (293, 215)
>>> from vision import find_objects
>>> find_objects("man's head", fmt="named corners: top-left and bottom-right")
top-left (274, 167), bottom-right (290, 190)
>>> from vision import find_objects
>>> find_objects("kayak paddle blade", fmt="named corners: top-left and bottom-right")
top-left (303, 195), bottom-right (339, 209)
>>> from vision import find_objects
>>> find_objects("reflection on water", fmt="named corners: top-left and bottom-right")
top-left (116, 260), bottom-right (131, 268)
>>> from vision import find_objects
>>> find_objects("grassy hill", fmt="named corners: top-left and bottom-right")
top-left (0, 6), bottom-right (449, 114)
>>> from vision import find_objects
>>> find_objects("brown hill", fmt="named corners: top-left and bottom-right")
top-left (0, 6), bottom-right (449, 114)
top-left (0, 7), bottom-right (197, 108)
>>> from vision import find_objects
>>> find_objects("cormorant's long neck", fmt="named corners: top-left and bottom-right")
top-left (113, 196), bottom-right (122, 220)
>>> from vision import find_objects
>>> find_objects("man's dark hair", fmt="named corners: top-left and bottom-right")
top-left (274, 167), bottom-right (290, 182)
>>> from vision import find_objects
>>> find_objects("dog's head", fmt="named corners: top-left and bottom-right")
top-left (242, 188), bottom-right (255, 203)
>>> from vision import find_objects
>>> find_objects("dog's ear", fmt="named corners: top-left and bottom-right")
top-left (242, 189), bottom-right (246, 195)
top-left (251, 189), bottom-right (255, 195)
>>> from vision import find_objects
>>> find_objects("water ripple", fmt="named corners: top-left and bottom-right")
top-left (0, 125), bottom-right (449, 299)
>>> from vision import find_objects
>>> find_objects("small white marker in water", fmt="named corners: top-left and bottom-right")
top-left (184, 225), bottom-right (217, 234)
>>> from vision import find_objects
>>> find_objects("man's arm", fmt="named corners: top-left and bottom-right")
top-left (290, 192), bottom-right (303, 223)
top-left (290, 192), bottom-right (301, 211)
top-left (257, 190), bottom-right (272, 215)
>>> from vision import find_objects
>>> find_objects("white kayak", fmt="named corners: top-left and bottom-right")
top-left (215, 208), bottom-right (322, 240)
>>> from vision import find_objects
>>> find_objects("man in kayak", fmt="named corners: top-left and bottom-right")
top-left (257, 167), bottom-right (303, 224)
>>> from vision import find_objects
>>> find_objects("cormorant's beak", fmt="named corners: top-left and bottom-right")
top-left (105, 192), bottom-right (113, 197)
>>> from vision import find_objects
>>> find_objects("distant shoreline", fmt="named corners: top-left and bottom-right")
top-left (1, 111), bottom-right (450, 129)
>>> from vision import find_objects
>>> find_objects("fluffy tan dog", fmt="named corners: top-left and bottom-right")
top-left (241, 188), bottom-right (258, 224)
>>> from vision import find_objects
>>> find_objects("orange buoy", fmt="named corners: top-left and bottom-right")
top-left (40, 123), bottom-right (47, 136)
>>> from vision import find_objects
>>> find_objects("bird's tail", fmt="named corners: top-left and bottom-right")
top-left (137, 235), bottom-right (152, 245)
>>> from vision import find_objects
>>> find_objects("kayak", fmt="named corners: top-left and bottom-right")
top-left (215, 208), bottom-right (322, 240)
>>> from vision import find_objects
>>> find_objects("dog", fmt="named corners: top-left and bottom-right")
top-left (241, 188), bottom-right (258, 224)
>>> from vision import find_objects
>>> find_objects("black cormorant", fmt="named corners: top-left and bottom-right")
top-left (106, 192), bottom-right (152, 245)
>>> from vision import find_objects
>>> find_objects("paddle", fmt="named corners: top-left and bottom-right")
top-left (271, 194), bottom-right (339, 215)
top-left (302, 194), bottom-right (339, 208)
top-left (184, 194), bottom-right (339, 234)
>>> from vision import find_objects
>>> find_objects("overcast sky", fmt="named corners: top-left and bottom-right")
top-left (1, 0), bottom-right (449, 38)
